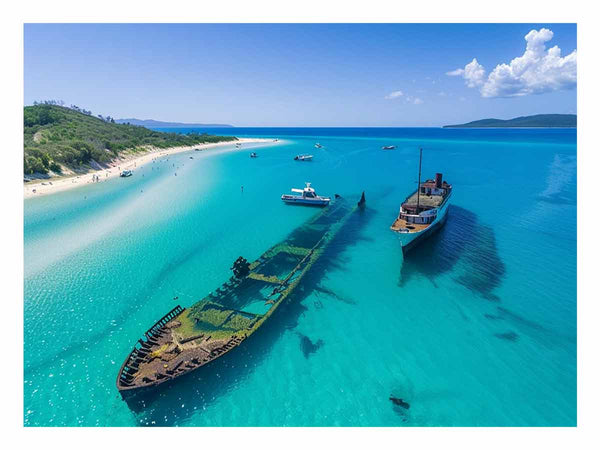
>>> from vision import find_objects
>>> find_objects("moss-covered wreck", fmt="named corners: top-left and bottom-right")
top-left (117, 194), bottom-right (365, 398)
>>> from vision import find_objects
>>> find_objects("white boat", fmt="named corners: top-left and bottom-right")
top-left (250, 152), bottom-right (258, 158)
top-left (315, 143), bottom-right (323, 148)
top-left (294, 154), bottom-right (313, 161)
top-left (382, 145), bottom-right (396, 150)
top-left (281, 182), bottom-right (331, 206)
top-left (120, 170), bottom-right (133, 177)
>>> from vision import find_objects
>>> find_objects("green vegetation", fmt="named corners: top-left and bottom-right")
top-left (24, 103), bottom-right (237, 176)
top-left (443, 114), bottom-right (577, 128)
top-left (175, 307), bottom-right (248, 341)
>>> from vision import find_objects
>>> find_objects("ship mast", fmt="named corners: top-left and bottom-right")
top-left (416, 148), bottom-right (423, 213)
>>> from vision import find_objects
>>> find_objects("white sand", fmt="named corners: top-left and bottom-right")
top-left (24, 138), bottom-right (275, 199)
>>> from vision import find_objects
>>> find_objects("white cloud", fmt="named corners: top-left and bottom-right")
top-left (404, 95), bottom-right (424, 105)
top-left (464, 59), bottom-right (486, 88)
top-left (446, 68), bottom-right (464, 76)
top-left (447, 58), bottom-right (486, 89)
top-left (386, 90), bottom-right (423, 105)
top-left (385, 90), bottom-right (404, 99)
top-left (446, 28), bottom-right (577, 98)
top-left (446, 69), bottom-right (465, 77)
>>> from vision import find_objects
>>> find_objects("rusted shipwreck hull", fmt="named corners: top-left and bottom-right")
top-left (117, 194), bottom-right (364, 398)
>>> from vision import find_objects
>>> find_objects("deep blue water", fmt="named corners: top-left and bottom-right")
top-left (24, 127), bottom-right (576, 426)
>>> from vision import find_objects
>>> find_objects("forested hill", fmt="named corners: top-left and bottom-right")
top-left (443, 114), bottom-right (577, 128)
top-left (24, 104), bottom-right (237, 176)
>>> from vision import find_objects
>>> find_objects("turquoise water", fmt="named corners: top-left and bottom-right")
top-left (24, 128), bottom-right (576, 426)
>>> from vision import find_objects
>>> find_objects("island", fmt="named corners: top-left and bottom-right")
top-left (443, 114), bottom-right (576, 128)
top-left (115, 118), bottom-right (233, 128)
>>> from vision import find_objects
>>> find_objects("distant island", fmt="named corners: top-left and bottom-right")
top-left (443, 114), bottom-right (577, 128)
top-left (24, 103), bottom-right (237, 176)
top-left (116, 118), bottom-right (234, 128)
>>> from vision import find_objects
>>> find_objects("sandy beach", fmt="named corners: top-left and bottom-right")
top-left (24, 137), bottom-right (275, 199)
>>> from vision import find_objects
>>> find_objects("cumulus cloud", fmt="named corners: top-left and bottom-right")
top-left (385, 90), bottom-right (404, 99)
top-left (464, 59), bottom-right (486, 88)
top-left (447, 28), bottom-right (577, 98)
top-left (446, 58), bottom-right (485, 88)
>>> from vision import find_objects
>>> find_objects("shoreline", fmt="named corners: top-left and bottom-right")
top-left (24, 138), bottom-right (275, 199)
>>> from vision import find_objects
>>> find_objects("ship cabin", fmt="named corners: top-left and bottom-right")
top-left (391, 173), bottom-right (452, 232)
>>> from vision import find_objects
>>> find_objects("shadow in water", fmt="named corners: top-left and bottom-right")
top-left (483, 306), bottom-right (576, 347)
top-left (494, 331), bottom-right (519, 342)
top-left (454, 220), bottom-right (505, 302)
top-left (313, 285), bottom-right (357, 305)
top-left (123, 203), bottom-right (372, 426)
top-left (297, 333), bottom-right (324, 358)
top-left (495, 306), bottom-right (545, 331)
top-left (400, 205), bottom-right (505, 302)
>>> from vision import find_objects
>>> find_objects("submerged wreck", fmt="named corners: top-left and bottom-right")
top-left (117, 193), bottom-right (365, 398)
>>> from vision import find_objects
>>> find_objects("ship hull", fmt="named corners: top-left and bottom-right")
top-left (281, 197), bottom-right (330, 206)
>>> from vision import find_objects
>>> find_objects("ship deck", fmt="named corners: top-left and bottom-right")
top-left (390, 217), bottom-right (431, 232)
top-left (403, 191), bottom-right (445, 208)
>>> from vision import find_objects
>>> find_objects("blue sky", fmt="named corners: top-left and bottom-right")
top-left (24, 23), bottom-right (577, 126)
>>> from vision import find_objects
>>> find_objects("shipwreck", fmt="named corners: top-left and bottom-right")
top-left (117, 193), bottom-right (366, 398)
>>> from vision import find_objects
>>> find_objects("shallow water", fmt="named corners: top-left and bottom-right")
top-left (24, 128), bottom-right (576, 426)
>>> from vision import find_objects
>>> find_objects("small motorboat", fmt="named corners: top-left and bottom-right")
top-left (281, 182), bottom-right (330, 206)
top-left (381, 145), bottom-right (396, 150)
top-left (314, 143), bottom-right (323, 148)
top-left (120, 170), bottom-right (133, 177)
top-left (250, 152), bottom-right (258, 158)
top-left (294, 154), bottom-right (313, 161)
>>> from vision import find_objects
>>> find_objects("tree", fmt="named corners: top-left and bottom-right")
top-left (49, 161), bottom-right (62, 173)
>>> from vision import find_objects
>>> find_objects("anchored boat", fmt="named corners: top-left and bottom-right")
top-left (390, 148), bottom-right (452, 253)
top-left (294, 154), bottom-right (313, 161)
top-left (120, 170), bottom-right (133, 177)
top-left (381, 145), bottom-right (396, 150)
top-left (281, 182), bottom-right (330, 207)
top-left (116, 194), bottom-right (364, 398)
